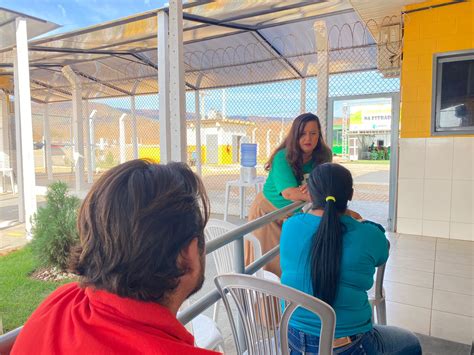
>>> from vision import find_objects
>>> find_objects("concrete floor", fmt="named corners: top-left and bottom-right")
top-left (190, 216), bottom-right (473, 354)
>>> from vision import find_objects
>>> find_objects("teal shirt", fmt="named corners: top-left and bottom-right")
top-left (280, 213), bottom-right (388, 338)
top-left (263, 149), bottom-right (315, 209)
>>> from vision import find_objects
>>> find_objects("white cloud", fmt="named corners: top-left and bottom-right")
top-left (144, 0), bottom-right (150, 4)
top-left (57, 4), bottom-right (67, 18)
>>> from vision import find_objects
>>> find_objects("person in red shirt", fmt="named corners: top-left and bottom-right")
top-left (12, 160), bottom-right (219, 354)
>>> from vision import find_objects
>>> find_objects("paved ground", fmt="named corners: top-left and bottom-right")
top-left (0, 161), bottom-right (390, 254)
top-left (201, 161), bottom-right (390, 227)
top-left (0, 223), bottom-right (29, 256)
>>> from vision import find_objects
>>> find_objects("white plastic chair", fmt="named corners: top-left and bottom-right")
top-left (368, 262), bottom-right (387, 325)
top-left (204, 219), bottom-right (280, 322)
top-left (368, 239), bottom-right (390, 325)
top-left (0, 160), bottom-right (14, 194)
top-left (214, 274), bottom-right (336, 355)
top-left (179, 300), bottom-right (225, 353)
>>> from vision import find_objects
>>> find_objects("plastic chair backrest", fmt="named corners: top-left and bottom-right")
top-left (204, 219), bottom-right (263, 277)
top-left (374, 239), bottom-right (391, 300)
top-left (214, 274), bottom-right (335, 355)
top-left (0, 326), bottom-right (22, 355)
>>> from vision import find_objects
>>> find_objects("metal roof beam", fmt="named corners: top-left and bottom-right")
top-left (204, 1), bottom-right (320, 24)
top-left (182, 13), bottom-right (256, 31)
top-left (253, 30), bottom-right (303, 78)
top-left (29, 46), bottom-right (131, 55)
top-left (180, 1), bottom-right (318, 25)
top-left (31, 79), bottom-right (71, 98)
top-left (130, 52), bottom-right (197, 90)
top-left (74, 70), bottom-right (132, 96)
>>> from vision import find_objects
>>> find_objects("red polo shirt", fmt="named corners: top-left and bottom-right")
top-left (12, 282), bottom-right (220, 354)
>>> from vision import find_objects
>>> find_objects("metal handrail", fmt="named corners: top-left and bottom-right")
top-left (178, 201), bottom-right (304, 325)
top-left (206, 201), bottom-right (305, 254)
top-left (178, 244), bottom-right (281, 325)
top-left (0, 200), bottom-right (305, 353)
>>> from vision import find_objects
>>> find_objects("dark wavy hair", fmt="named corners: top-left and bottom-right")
top-left (69, 159), bottom-right (209, 303)
top-left (265, 113), bottom-right (332, 183)
top-left (307, 163), bottom-right (353, 305)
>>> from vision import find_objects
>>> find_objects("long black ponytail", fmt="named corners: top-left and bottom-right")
top-left (307, 163), bottom-right (353, 305)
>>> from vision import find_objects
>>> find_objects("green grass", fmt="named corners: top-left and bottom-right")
top-left (0, 247), bottom-right (72, 333)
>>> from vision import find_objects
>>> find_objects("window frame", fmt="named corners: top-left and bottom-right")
top-left (431, 49), bottom-right (474, 136)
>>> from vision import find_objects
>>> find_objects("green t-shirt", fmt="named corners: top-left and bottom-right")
top-left (263, 149), bottom-right (315, 209)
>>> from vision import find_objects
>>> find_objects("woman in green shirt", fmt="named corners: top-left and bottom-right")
top-left (245, 113), bottom-right (332, 277)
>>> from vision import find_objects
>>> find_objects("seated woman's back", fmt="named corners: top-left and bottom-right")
top-left (281, 212), bottom-right (388, 338)
top-left (279, 163), bottom-right (421, 355)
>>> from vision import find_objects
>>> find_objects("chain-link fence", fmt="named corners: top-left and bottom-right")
top-left (2, 16), bottom-right (402, 221)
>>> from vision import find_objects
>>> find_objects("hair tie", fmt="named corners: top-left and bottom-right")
top-left (325, 196), bottom-right (336, 202)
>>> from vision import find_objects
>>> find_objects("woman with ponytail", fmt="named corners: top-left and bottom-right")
top-left (280, 163), bottom-right (421, 354)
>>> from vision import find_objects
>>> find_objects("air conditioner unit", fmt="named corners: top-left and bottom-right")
top-left (377, 24), bottom-right (401, 78)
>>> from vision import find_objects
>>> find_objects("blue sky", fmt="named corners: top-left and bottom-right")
top-left (1, 0), bottom-right (168, 35)
top-left (104, 73), bottom-right (399, 119)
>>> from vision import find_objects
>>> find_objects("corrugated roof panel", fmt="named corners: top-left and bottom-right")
top-left (0, 1), bottom-right (404, 102)
top-left (226, 1), bottom-right (353, 27)
top-left (349, 0), bottom-right (418, 41)
top-left (0, 7), bottom-right (59, 50)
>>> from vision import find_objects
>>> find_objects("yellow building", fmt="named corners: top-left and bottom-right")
top-left (139, 115), bottom-right (255, 165)
top-left (397, 0), bottom-right (474, 240)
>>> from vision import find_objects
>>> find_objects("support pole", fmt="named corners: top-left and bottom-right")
top-left (158, 10), bottom-right (171, 164)
top-left (89, 109), bottom-right (96, 176)
top-left (14, 18), bottom-right (37, 234)
top-left (119, 113), bottom-right (127, 164)
top-left (314, 21), bottom-right (329, 140)
top-left (168, 0), bottom-right (187, 162)
top-left (0, 91), bottom-right (11, 170)
top-left (300, 78), bottom-right (307, 114)
top-left (131, 96), bottom-right (138, 159)
top-left (13, 52), bottom-right (24, 221)
top-left (194, 91), bottom-right (202, 176)
top-left (44, 102), bottom-right (53, 180)
top-left (62, 66), bottom-right (84, 193)
top-left (0, 91), bottom-right (10, 193)
top-left (83, 101), bottom-right (93, 184)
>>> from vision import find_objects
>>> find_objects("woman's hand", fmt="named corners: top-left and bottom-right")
top-left (299, 184), bottom-right (308, 195)
top-left (281, 186), bottom-right (311, 202)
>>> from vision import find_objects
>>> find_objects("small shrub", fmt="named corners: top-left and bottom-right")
top-left (30, 181), bottom-right (80, 270)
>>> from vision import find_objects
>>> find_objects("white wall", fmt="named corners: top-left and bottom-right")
top-left (219, 125), bottom-right (248, 145)
top-left (187, 126), bottom-right (219, 145)
top-left (397, 137), bottom-right (473, 241)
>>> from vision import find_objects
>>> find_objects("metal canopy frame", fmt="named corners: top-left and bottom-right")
top-left (0, 0), bottom-right (401, 104)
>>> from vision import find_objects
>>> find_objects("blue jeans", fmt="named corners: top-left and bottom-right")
top-left (288, 325), bottom-right (422, 354)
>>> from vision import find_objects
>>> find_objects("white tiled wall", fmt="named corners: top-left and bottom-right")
top-left (397, 137), bottom-right (474, 241)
